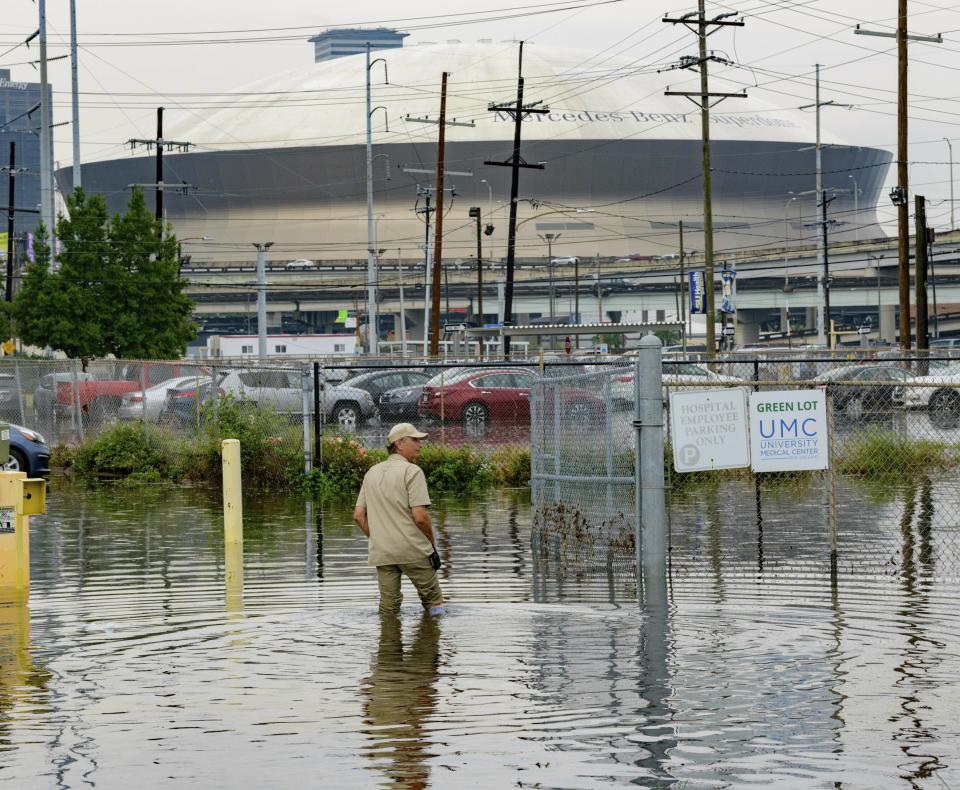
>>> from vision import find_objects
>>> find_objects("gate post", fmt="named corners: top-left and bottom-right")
top-left (634, 335), bottom-right (666, 595)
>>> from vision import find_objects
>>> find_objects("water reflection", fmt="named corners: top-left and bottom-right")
top-left (0, 482), bottom-right (956, 786)
top-left (361, 615), bottom-right (442, 789)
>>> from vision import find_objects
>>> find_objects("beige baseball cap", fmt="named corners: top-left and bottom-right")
top-left (386, 422), bottom-right (429, 446)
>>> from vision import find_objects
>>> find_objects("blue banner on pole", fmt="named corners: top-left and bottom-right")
top-left (720, 269), bottom-right (737, 314)
top-left (689, 271), bottom-right (706, 314)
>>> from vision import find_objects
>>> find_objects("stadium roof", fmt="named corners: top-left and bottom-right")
top-left (161, 41), bottom-right (844, 159)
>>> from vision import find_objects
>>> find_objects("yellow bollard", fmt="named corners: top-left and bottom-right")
top-left (222, 439), bottom-right (243, 546)
top-left (224, 539), bottom-right (244, 613)
top-left (0, 471), bottom-right (45, 596)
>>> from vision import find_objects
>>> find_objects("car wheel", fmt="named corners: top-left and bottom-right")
top-left (929, 390), bottom-right (960, 425)
top-left (463, 401), bottom-right (490, 424)
top-left (332, 401), bottom-right (361, 429)
top-left (6, 448), bottom-right (28, 475)
top-left (843, 396), bottom-right (864, 420)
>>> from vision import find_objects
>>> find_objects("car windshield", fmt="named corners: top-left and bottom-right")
top-left (424, 368), bottom-right (472, 386)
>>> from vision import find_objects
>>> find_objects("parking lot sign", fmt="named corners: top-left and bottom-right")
top-left (669, 388), bottom-right (750, 472)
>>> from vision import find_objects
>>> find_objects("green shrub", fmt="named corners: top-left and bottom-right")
top-left (72, 422), bottom-right (176, 480)
top-left (490, 444), bottom-right (531, 487)
top-left (416, 443), bottom-right (491, 495)
top-left (182, 395), bottom-right (304, 490)
top-left (316, 435), bottom-right (385, 496)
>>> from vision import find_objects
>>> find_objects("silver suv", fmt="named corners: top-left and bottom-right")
top-left (219, 369), bottom-right (375, 427)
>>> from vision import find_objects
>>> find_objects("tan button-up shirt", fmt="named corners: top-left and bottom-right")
top-left (356, 454), bottom-right (432, 566)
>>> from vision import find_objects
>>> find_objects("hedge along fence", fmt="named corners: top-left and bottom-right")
top-left (54, 403), bottom-right (533, 500)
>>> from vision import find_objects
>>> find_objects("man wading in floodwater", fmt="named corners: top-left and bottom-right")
top-left (353, 423), bottom-right (445, 617)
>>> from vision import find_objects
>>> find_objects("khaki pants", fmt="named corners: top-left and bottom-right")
top-left (376, 556), bottom-right (443, 615)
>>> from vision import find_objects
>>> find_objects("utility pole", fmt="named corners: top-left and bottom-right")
top-left (417, 189), bottom-right (434, 355)
top-left (574, 255), bottom-right (580, 349)
top-left (405, 97), bottom-right (474, 358)
top-left (429, 73), bottom-right (449, 357)
top-left (366, 44), bottom-right (389, 356)
top-left (914, 195), bottom-right (929, 351)
top-left (596, 254), bottom-right (604, 323)
top-left (799, 65), bottom-right (850, 346)
top-left (855, 13), bottom-right (942, 350)
top-left (663, 5), bottom-right (745, 357)
top-left (69, 0), bottom-right (81, 189)
top-left (469, 207), bottom-right (484, 358)
top-left (127, 108), bottom-right (192, 222)
top-left (678, 220), bottom-right (687, 349)
top-left (485, 42), bottom-right (549, 358)
top-left (253, 242), bottom-right (274, 362)
top-left (821, 191), bottom-right (835, 348)
top-left (38, 0), bottom-right (54, 237)
top-left (928, 228), bottom-right (938, 339)
top-left (4, 143), bottom-right (26, 302)
top-left (4, 142), bottom-right (14, 302)
top-left (397, 247), bottom-right (407, 356)
top-left (3, 145), bottom-right (37, 301)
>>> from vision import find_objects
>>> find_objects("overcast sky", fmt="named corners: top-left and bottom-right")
top-left (4, 0), bottom-right (960, 232)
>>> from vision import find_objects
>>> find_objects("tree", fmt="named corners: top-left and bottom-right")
top-left (13, 188), bottom-right (196, 360)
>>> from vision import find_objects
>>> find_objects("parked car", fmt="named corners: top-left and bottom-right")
top-left (340, 370), bottom-right (430, 406)
top-left (550, 256), bottom-right (579, 265)
top-left (0, 374), bottom-right (23, 423)
top-left (813, 364), bottom-right (909, 418)
top-left (379, 368), bottom-right (471, 421)
top-left (33, 371), bottom-right (95, 428)
top-left (892, 363), bottom-right (960, 416)
top-left (4, 424), bottom-right (51, 478)
top-left (610, 363), bottom-right (746, 409)
top-left (118, 374), bottom-right (213, 423)
top-left (285, 259), bottom-right (316, 270)
top-left (160, 380), bottom-right (224, 426)
top-left (219, 369), bottom-right (307, 415)
top-left (418, 368), bottom-right (603, 424)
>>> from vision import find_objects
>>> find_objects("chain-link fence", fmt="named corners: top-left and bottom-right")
top-left (0, 356), bottom-right (598, 479)
top-left (531, 350), bottom-right (960, 585)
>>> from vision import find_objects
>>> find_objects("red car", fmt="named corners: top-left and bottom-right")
top-left (418, 368), bottom-right (603, 424)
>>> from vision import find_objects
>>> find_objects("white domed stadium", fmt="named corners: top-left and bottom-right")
top-left (59, 35), bottom-right (891, 265)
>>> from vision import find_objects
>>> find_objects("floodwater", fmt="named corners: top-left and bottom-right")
top-left (2, 480), bottom-right (959, 788)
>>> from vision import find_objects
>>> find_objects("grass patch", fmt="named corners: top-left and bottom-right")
top-left (489, 444), bottom-right (531, 487)
top-left (836, 431), bottom-right (956, 478)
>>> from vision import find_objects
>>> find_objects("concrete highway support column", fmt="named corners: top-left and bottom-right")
top-left (879, 304), bottom-right (897, 344)
top-left (734, 309), bottom-right (762, 346)
top-left (805, 308), bottom-right (817, 335)
top-left (779, 308), bottom-right (790, 335)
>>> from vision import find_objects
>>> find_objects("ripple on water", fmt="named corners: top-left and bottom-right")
top-left (0, 483), bottom-right (958, 788)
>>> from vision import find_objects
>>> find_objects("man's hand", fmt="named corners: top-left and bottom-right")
top-left (353, 505), bottom-right (370, 537)
top-left (410, 505), bottom-right (434, 544)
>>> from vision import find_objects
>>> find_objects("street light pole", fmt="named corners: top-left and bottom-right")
top-left (538, 232), bottom-right (559, 325)
top-left (946, 138), bottom-right (955, 230)
top-left (253, 241), bottom-right (274, 363)
top-left (397, 247), bottom-right (407, 355)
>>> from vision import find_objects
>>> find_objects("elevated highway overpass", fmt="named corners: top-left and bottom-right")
top-left (182, 230), bottom-right (960, 345)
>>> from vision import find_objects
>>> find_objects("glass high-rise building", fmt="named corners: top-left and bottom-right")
top-left (0, 68), bottom-right (52, 239)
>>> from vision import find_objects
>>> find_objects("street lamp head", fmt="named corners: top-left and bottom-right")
top-left (468, 206), bottom-right (481, 218)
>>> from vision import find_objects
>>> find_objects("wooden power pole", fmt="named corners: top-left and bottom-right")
top-left (485, 42), bottom-right (549, 358)
top-left (663, 3), bottom-right (745, 357)
top-left (855, 7), bottom-right (942, 349)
